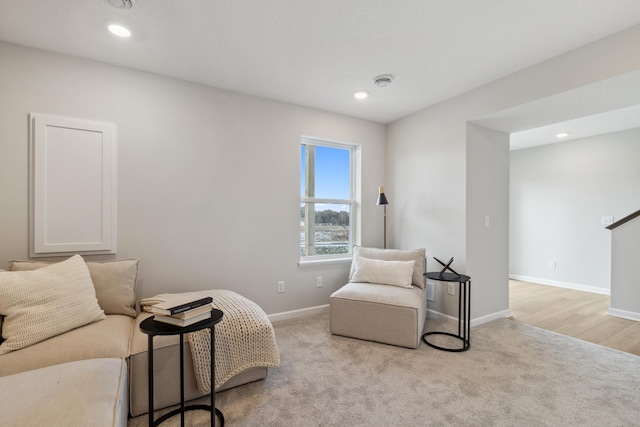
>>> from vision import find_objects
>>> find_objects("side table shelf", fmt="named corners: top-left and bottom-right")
top-left (422, 272), bottom-right (471, 352)
top-left (139, 309), bottom-right (224, 427)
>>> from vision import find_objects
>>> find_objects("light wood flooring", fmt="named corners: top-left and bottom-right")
top-left (509, 279), bottom-right (640, 357)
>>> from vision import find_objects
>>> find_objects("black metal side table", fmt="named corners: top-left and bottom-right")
top-left (139, 309), bottom-right (224, 427)
top-left (422, 272), bottom-right (471, 352)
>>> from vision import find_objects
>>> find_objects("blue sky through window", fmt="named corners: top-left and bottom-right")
top-left (301, 145), bottom-right (350, 200)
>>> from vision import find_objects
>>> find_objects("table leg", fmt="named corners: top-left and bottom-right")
top-left (210, 325), bottom-right (224, 426)
top-left (467, 280), bottom-right (471, 346)
top-left (148, 335), bottom-right (154, 427)
top-left (210, 326), bottom-right (214, 427)
top-left (458, 281), bottom-right (462, 338)
top-left (458, 280), bottom-right (470, 350)
top-left (179, 333), bottom-right (185, 427)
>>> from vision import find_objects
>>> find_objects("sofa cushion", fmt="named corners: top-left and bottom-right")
top-left (0, 255), bottom-right (106, 355)
top-left (351, 256), bottom-right (415, 288)
top-left (0, 314), bottom-right (133, 377)
top-left (349, 246), bottom-right (426, 288)
top-left (0, 358), bottom-right (128, 427)
top-left (8, 258), bottom-right (139, 317)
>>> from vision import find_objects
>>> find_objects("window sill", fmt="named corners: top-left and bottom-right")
top-left (298, 256), bottom-right (352, 267)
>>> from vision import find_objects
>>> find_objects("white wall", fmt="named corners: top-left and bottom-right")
top-left (466, 124), bottom-right (510, 321)
top-left (610, 218), bottom-right (640, 319)
top-left (387, 24), bottom-right (640, 321)
top-left (0, 42), bottom-right (386, 315)
top-left (510, 128), bottom-right (640, 293)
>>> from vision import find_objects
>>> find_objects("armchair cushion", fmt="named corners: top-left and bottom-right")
top-left (330, 282), bottom-right (427, 348)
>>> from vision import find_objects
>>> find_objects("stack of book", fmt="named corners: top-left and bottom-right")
top-left (150, 296), bottom-right (213, 327)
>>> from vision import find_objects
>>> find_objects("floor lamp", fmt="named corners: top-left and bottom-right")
top-left (377, 186), bottom-right (389, 249)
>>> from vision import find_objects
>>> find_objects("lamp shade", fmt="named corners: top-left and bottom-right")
top-left (376, 186), bottom-right (389, 205)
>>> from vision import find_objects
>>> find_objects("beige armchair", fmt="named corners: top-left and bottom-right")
top-left (329, 246), bottom-right (427, 349)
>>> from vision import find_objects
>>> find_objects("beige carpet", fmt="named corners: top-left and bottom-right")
top-left (129, 312), bottom-right (640, 426)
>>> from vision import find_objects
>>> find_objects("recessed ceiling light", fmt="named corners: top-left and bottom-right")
top-left (108, 24), bottom-right (131, 38)
top-left (556, 132), bottom-right (569, 138)
top-left (354, 90), bottom-right (369, 100)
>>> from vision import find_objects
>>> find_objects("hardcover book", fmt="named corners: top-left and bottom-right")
top-left (154, 310), bottom-right (212, 327)
top-left (149, 296), bottom-right (213, 315)
top-left (170, 304), bottom-right (212, 319)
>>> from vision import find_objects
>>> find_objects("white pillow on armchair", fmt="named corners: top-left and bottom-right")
top-left (351, 256), bottom-right (415, 288)
top-left (348, 246), bottom-right (426, 288)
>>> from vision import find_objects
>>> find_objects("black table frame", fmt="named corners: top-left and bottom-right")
top-left (139, 310), bottom-right (224, 427)
top-left (422, 272), bottom-right (471, 352)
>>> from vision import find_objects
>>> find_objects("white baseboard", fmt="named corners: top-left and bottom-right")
top-left (608, 308), bottom-right (640, 322)
top-left (509, 274), bottom-right (610, 296)
top-left (268, 304), bottom-right (329, 323)
top-left (269, 304), bottom-right (512, 327)
top-left (426, 309), bottom-right (457, 323)
top-left (427, 308), bottom-right (512, 327)
top-left (471, 309), bottom-right (513, 326)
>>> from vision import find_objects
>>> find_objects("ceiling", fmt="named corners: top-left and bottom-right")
top-left (473, 70), bottom-right (640, 150)
top-left (508, 105), bottom-right (640, 150)
top-left (1, 0), bottom-right (640, 132)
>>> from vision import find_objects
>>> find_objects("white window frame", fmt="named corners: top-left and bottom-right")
top-left (299, 136), bottom-right (360, 265)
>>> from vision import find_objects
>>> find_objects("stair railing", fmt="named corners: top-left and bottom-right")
top-left (606, 209), bottom-right (640, 230)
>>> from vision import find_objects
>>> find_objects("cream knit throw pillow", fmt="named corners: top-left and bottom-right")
top-left (0, 255), bottom-right (105, 354)
top-left (8, 259), bottom-right (139, 317)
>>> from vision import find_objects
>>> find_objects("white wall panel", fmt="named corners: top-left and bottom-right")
top-left (30, 113), bottom-right (117, 256)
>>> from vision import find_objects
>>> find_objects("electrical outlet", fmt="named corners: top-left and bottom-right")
top-left (549, 261), bottom-right (556, 269)
top-left (448, 283), bottom-right (455, 296)
top-left (277, 281), bottom-right (285, 293)
top-left (316, 276), bottom-right (323, 288)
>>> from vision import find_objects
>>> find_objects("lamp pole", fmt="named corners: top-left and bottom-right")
top-left (383, 204), bottom-right (387, 249)
top-left (377, 186), bottom-right (389, 249)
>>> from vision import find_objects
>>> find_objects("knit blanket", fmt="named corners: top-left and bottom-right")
top-left (140, 289), bottom-right (280, 394)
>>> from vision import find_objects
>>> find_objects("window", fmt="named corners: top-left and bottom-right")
top-left (300, 137), bottom-right (358, 261)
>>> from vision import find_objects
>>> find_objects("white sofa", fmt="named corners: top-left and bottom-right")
top-left (0, 255), bottom-right (275, 425)
top-left (330, 246), bottom-right (427, 349)
top-left (0, 358), bottom-right (129, 427)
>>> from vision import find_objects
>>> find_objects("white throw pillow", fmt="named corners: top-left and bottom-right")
top-left (351, 256), bottom-right (416, 288)
top-left (349, 246), bottom-right (426, 288)
top-left (0, 255), bottom-right (106, 354)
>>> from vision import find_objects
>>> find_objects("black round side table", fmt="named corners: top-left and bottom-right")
top-left (422, 272), bottom-right (471, 352)
top-left (140, 309), bottom-right (224, 427)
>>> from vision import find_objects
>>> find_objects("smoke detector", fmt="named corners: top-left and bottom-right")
top-left (373, 74), bottom-right (394, 87)
top-left (104, 0), bottom-right (133, 9)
